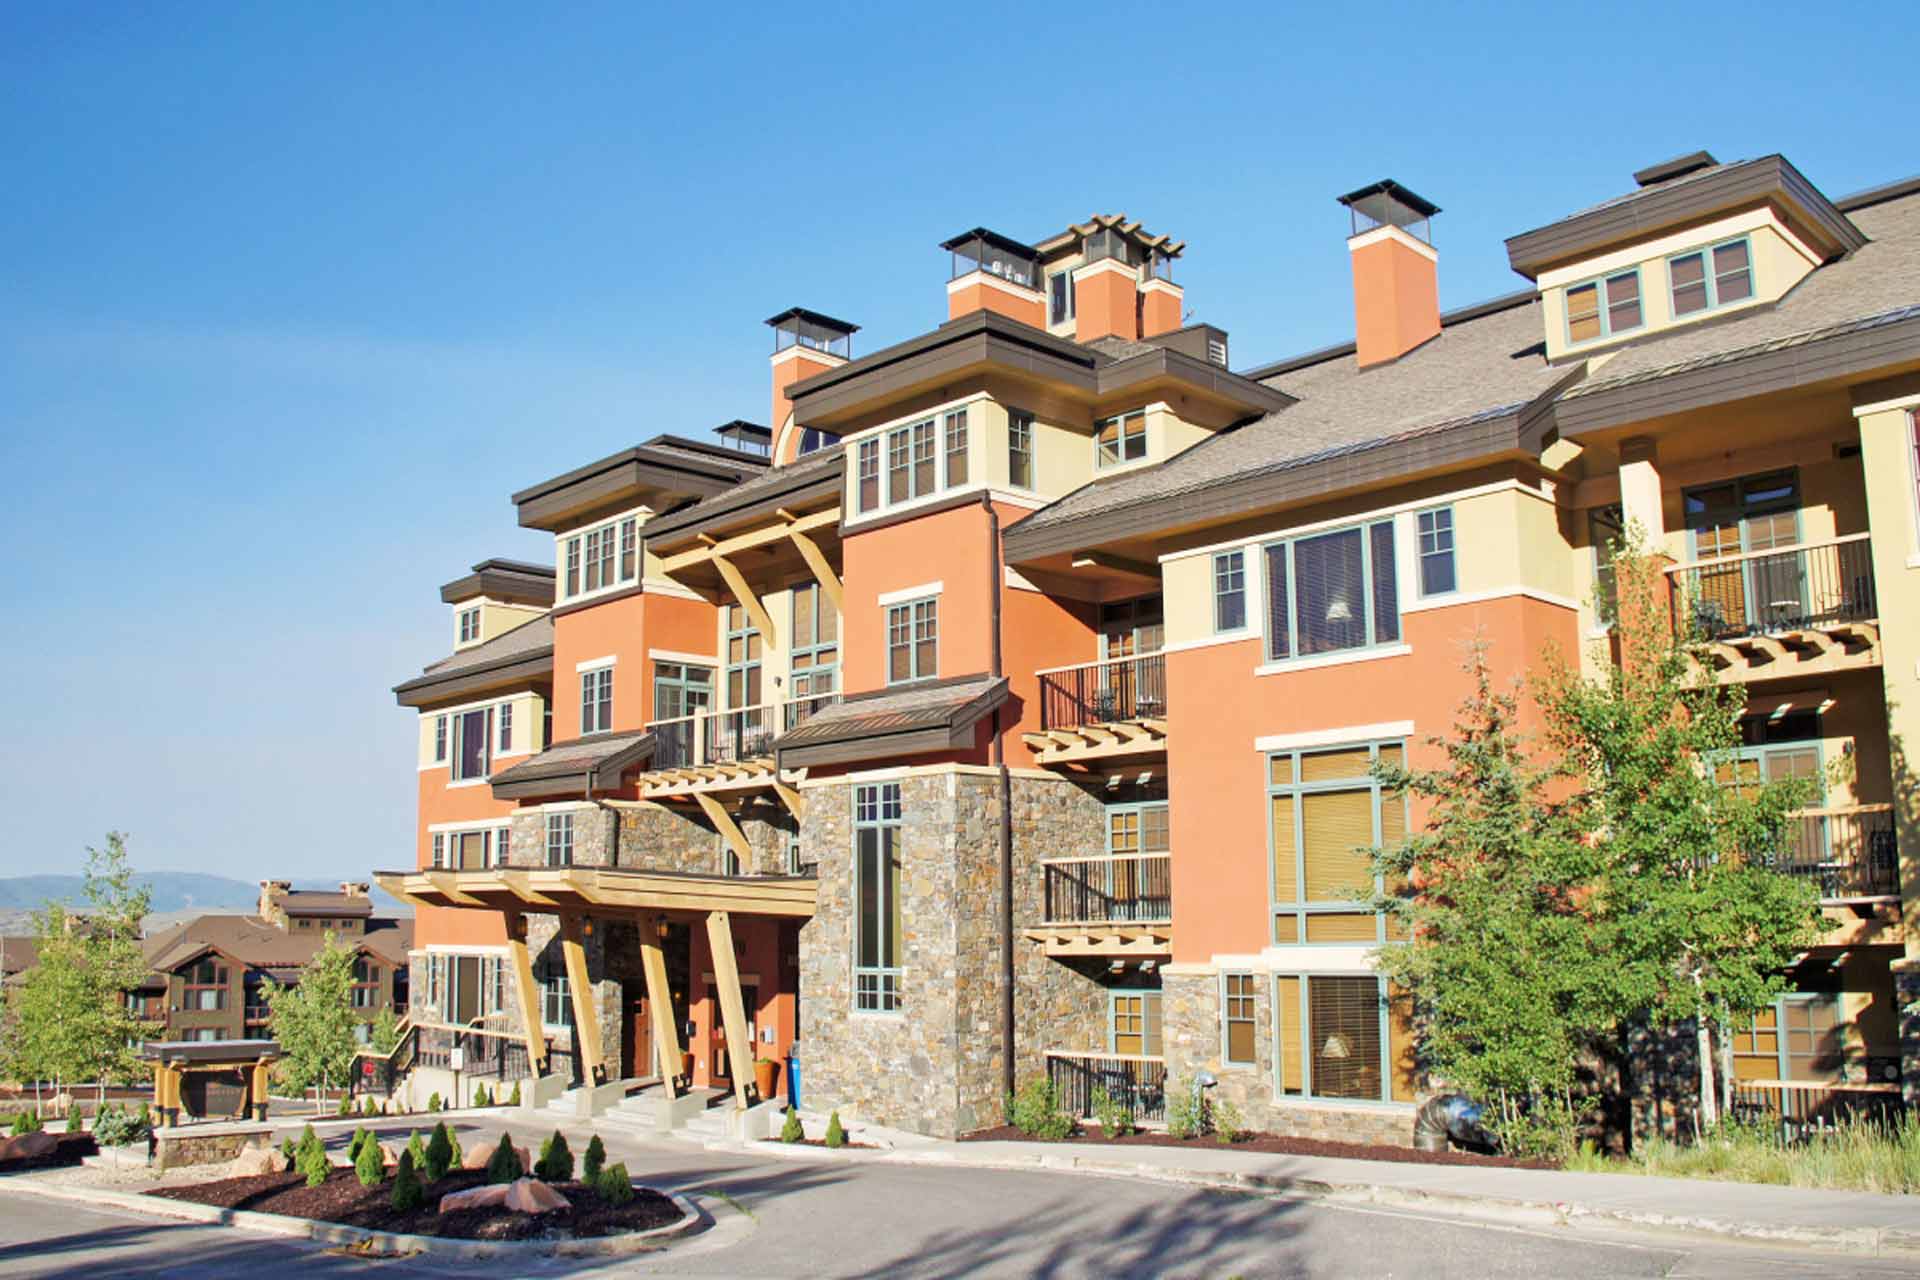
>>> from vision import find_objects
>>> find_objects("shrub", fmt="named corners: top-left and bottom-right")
top-left (299, 1137), bottom-right (331, 1188)
top-left (93, 1104), bottom-right (152, 1148)
top-left (824, 1111), bottom-right (846, 1149)
top-left (337, 1093), bottom-right (351, 1116)
top-left (583, 1134), bottom-right (606, 1181)
top-left (507, 1081), bottom-right (522, 1107)
top-left (1165, 1078), bottom-right (1207, 1140)
top-left (423, 1123), bottom-right (453, 1180)
top-left (280, 1135), bottom-right (297, 1162)
top-left (10, 1112), bottom-right (41, 1136)
top-left (427, 1092), bottom-right (442, 1113)
top-left (391, 1150), bottom-right (422, 1211)
top-left (363, 1096), bottom-right (378, 1118)
top-left (1091, 1085), bottom-right (1133, 1140)
top-left (347, 1127), bottom-right (366, 1160)
top-left (597, 1161), bottom-right (633, 1206)
top-left (296, 1123), bottom-right (321, 1164)
top-left (535, 1130), bottom-right (573, 1182)
top-left (407, 1130), bottom-right (426, 1169)
top-left (485, 1132), bottom-right (523, 1184)
top-left (1006, 1078), bottom-right (1075, 1141)
top-left (65, 1108), bottom-right (83, 1134)
top-left (1214, 1099), bottom-right (1244, 1145)
top-left (355, 1129), bottom-right (385, 1187)
top-left (473, 1083), bottom-right (488, 1109)
top-left (780, 1107), bottom-right (804, 1144)
top-left (447, 1127), bottom-right (463, 1170)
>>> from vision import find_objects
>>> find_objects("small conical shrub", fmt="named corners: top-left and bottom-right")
top-left (65, 1109), bottom-right (82, 1134)
top-left (391, 1150), bottom-right (422, 1211)
top-left (597, 1161), bottom-right (633, 1206)
top-left (299, 1136), bottom-right (330, 1188)
top-left (427, 1092), bottom-right (442, 1113)
top-left (507, 1081), bottom-right (522, 1107)
top-left (407, 1129), bottom-right (426, 1168)
top-left (296, 1123), bottom-right (322, 1164)
top-left (473, 1083), bottom-right (488, 1109)
top-left (355, 1128), bottom-right (385, 1187)
top-left (824, 1111), bottom-right (845, 1149)
top-left (363, 1096), bottom-right (378, 1118)
top-left (337, 1093), bottom-right (351, 1116)
top-left (535, 1130), bottom-right (573, 1182)
top-left (582, 1134), bottom-right (606, 1181)
top-left (447, 1127), bottom-right (463, 1169)
top-left (424, 1123), bottom-right (453, 1180)
top-left (485, 1131), bottom-right (523, 1184)
top-left (780, 1107), bottom-right (804, 1144)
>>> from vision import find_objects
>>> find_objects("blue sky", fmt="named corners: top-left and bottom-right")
top-left (0, 3), bottom-right (1910, 881)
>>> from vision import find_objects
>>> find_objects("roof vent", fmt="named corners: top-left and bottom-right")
top-left (713, 420), bottom-right (772, 457)
top-left (1633, 151), bottom-right (1718, 188)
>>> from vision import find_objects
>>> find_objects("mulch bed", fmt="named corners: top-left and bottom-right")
top-left (146, 1167), bottom-right (680, 1241)
top-left (959, 1124), bottom-right (1553, 1170)
top-left (0, 1133), bottom-right (98, 1174)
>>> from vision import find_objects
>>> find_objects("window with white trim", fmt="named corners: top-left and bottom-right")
top-left (430, 833), bottom-right (446, 869)
top-left (943, 408), bottom-right (969, 487)
top-left (546, 812), bottom-right (574, 867)
top-left (1213, 550), bottom-right (1246, 632)
top-left (494, 825), bottom-right (511, 866)
top-left (1416, 507), bottom-right (1456, 596)
top-left (457, 607), bottom-right (481, 644)
top-left (856, 438), bottom-right (881, 514)
top-left (560, 515), bottom-right (641, 601)
top-left (886, 598), bottom-right (937, 684)
top-left (581, 667), bottom-right (613, 734)
top-left (1008, 410), bottom-right (1034, 489)
top-left (539, 961), bottom-right (572, 1028)
top-left (859, 407), bottom-right (979, 516)
top-left (433, 715), bottom-right (448, 764)
top-left (450, 707), bottom-right (493, 781)
top-left (1096, 411), bottom-right (1147, 468)
top-left (1669, 236), bottom-right (1753, 318)
top-left (1262, 520), bottom-right (1399, 661)
top-left (1049, 271), bottom-right (1076, 325)
top-left (854, 782), bottom-right (903, 1013)
top-left (497, 701), bottom-right (513, 752)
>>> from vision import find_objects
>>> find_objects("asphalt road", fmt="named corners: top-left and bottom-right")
top-left (2, 1119), bottom-right (1914, 1279)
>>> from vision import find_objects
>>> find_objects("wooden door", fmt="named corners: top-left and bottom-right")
top-left (621, 981), bottom-right (652, 1081)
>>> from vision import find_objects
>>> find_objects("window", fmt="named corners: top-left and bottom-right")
top-left (1416, 507), bottom-right (1456, 596)
top-left (451, 707), bottom-right (492, 781)
top-left (1110, 991), bottom-right (1163, 1056)
top-left (1223, 973), bottom-right (1258, 1065)
top-left (581, 666), bottom-right (613, 734)
top-left (654, 660), bottom-right (714, 723)
top-left (1669, 236), bottom-right (1754, 318)
top-left (1096, 411), bottom-right (1147, 468)
top-left (430, 832), bottom-right (446, 869)
top-left (886, 598), bottom-right (938, 683)
top-left (944, 408), bottom-right (969, 487)
top-left (1008, 410), bottom-right (1034, 489)
top-left (786, 827), bottom-right (803, 875)
top-left (451, 829), bottom-right (490, 870)
top-left (540, 963), bottom-right (572, 1028)
top-left (1213, 550), bottom-right (1246, 632)
top-left (497, 702), bottom-right (513, 753)
top-left (559, 514), bottom-right (641, 600)
top-left (854, 782), bottom-right (903, 1013)
top-left (1262, 520), bottom-right (1399, 661)
top-left (433, 715), bottom-right (448, 764)
top-left (351, 957), bottom-right (379, 1009)
top-left (857, 439), bottom-right (881, 513)
top-left (546, 812), bottom-right (574, 867)
top-left (912, 419), bottom-right (935, 494)
top-left (1683, 470), bottom-right (1802, 634)
top-left (1565, 268), bottom-right (1642, 344)
top-left (1272, 974), bottom-right (1416, 1102)
top-left (494, 825), bottom-right (511, 866)
top-left (457, 607), bottom-right (481, 644)
top-left (799, 427), bottom-right (838, 456)
top-left (1049, 272), bottom-right (1075, 325)
top-left (725, 604), bottom-right (762, 709)
top-left (1268, 740), bottom-right (1407, 944)
top-left (790, 582), bottom-right (839, 700)
top-left (181, 958), bottom-right (227, 1012)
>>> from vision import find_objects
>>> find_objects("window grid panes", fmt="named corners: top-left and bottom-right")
top-left (1096, 411), bottom-right (1147, 468)
top-left (886, 598), bottom-right (937, 684)
top-left (790, 582), bottom-right (840, 699)
top-left (1213, 550), bottom-right (1246, 632)
top-left (857, 439), bottom-right (881, 513)
top-left (1262, 520), bottom-right (1399, 661)
top-left (546, 812), bottom-right (574, 867)
top-left (1269, 740), bottom-right (1407, 944)
top-left (1008, 410), bottom-right (1034, 488)
top-left (1224, 973), bottom-right (1258, 1064)
top-left (1417, 507), bottom-right (1456, 596)
top-left (433, 715), bottom-right (448, 763)
top-left (943, 409), bottom-right (968, 488)
top-left (458, 607), bottom-right (480, 643)
top-left (451, 707), bottom-right (492, 782)
top-left (560, 514), bottom-right (641, 600)
top-left (581, 667), bottom-right (613, 735)
top-left (854, 782), bottom-right (903, 1013)
top-left (1670, 236), bottom-right (1754, 317)
top-left (725, 604), bottom-right (762, 710)
top-left (497, 702), bottom-right (513, 752)
top-left (1565, 268), bottom-right (1642, 344)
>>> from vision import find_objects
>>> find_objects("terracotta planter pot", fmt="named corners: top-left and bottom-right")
top-left (754, 1058), bottom-right (780, 1101)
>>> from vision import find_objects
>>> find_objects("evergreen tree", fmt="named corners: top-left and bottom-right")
top-left (391, 1150), bottom-right (423, 1211)
top-left (423, 1122), bottom-right (452, 1180)
top-left (582, 1133), bottom-right (605, 1181)
top-left (534, 1130), bottom-right (572, 1182)
top-left (354, 1127), bottom-right (385, 1187)
top-left (485, 1131), bottom-right (523, 1183)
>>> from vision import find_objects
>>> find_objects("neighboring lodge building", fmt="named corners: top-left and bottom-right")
top-left (381, 151), bottom-right (1920, 1141)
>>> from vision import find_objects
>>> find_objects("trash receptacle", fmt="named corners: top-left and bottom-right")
top-left (787, 1041), bottom-right (801, 1111)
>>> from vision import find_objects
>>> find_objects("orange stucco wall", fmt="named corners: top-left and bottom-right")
top-left (1166, 594), bottom-right (1578, 961)
top-left (414, 764), bottom-right (513, 947)
top-left (635, 592), bottom-right (719, 724)
top-left (552, 592), bottom-right (649, 737)
top-left (1074, 268), bottom-right (1139, 343)
top-left (947, 279), bottom-right (1046, 329)
top-left (1350, 233), bottom-right (1440, 369)
top-left (1140, 285), bottom-right (1183, 337)
top-left (685, 916), bottom-right (794, 1099)
top-left (772, 351), bottom-right (840, 447)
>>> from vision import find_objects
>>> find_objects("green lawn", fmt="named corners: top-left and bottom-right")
top-left (1565, 1116), bottom-right (1920, 1195)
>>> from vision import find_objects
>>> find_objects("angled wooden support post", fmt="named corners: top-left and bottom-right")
top-left (786, 527), bottom-right (843, 613)
top-left (696, 792), bottom-right (754, 871)
top-left (558, 913), bottom-right (606, 1086)
top-left (704, 910), bottom-right (753, 1110)
top-left (502, 911), bottom-right (550, 1077)
top-left (770, 777), bottom-right (803, 822)
top-left (638, 912), bottom-right (684, 1096)
top-left (712, 553), bottom-right (778, 650)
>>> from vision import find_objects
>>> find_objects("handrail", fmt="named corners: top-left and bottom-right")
top-left (1789, 802), bottom-right (1893, 818)
top-left (1044, 1049), bottom-right (1165, 1064)
top-left (1666, 531), bottom-right (1870, 574)
top-left (1740, 1078), bottom-right (1899, 1094)
top-left (644, 700), bottom-right (785, 731)
top-left (1037, 852), bottom-right (1172, 868)
top-left (1034, 649), bottom-right (1168, 678)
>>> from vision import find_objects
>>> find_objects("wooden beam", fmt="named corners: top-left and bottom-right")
top-left (705, 910), bottom-right (753, 1109)
top-left (787, 527), bottom-right (844, 613)
top-left (497, 869), bottom-right (560, 908)
top-left (696, 792), bottom-right (754, 869)
top-left (558, 914), bottom-right (607, 1086)
top-left (712, 553), bottom-right (778, 648)
top-left (661, 507), bottom-right (840, 573)
top-left (1070, 549), bottom-right (1159, 581)
top-left (502, 911), bottom-right (551, 1078)
top-left (638, 913), bottom-right (684, 1097)
top-left (424, 871), bottom-right (487, 907)
top-left (771, 777), bottom-right (803, 820)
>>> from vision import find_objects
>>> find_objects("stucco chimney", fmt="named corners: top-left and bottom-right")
top-left (258, 880), bottom-right (292, 928)
top-left (766, 308), bottom-right (857, 464)
top-left (1337, 180), bottom-right (1442, 368)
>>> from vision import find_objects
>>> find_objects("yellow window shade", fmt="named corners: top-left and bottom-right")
top-left (1273, 913), bottom-right (1298, 943)
top-left (1270, 794), bottom-right (1298, 902)
top-left (1270, 755), bottom-right (1294, 786)
top-left (1389, 983), bottom-right (1418, 1101)
top-left (1301, 747), bottom-right (1372, 783)
top-left (1276, 976), bottom-right (1301, 1095)
top-left (1305, 912), bottom-right (1378, 942)
top-left (1302, 787), bottom-right (1374, 901)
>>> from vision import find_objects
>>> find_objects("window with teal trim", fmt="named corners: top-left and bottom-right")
top-left (1565, 268), bottom-right (1642, 344)
top-left (1261, 520), bottom-right (1398, 662)
top-left (1268, 740), bottom-right (1407, 945)
top-left (1669, 237), bottom-right (1754, 317)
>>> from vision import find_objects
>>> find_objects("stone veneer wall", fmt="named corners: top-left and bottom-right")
top-left (1162, 970), bottom-right (1414, 1147)
top-left (797, 769), bottom-right (1109, 1137)
top-left (617, 800), bottom-right (796, 876)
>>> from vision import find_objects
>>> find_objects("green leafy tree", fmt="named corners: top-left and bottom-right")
top-left (368, 1007), bottom-right (401, 1055)
top-left (3, 906), bottom-right (95, 1102)
top-left (77, 834), bottom-right (156, 1100)
top-left (265, 931), bottom-right (360, 1114)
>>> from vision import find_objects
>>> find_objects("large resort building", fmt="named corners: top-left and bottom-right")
top-left (380, 151), bottom-right (1920, 1141)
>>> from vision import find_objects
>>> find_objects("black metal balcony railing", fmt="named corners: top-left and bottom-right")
top-left (1772, 805), bottom-right (1899, 899)
top-left (648, 694), bottom-right (842, 771)
top-left (1038, 653), bottom-right (1167, 732)
top-left (410, 1021), bottom-right (541, 1085)
top-left (1047, 1051), bottom-right (1167, 1125)
top-left (1042, 854), bottom-right (1173, 925)
top-left (1669, 535), bottom-right (1876, 642)
top-left (1730, 1078), bottom-right (1903, 1141)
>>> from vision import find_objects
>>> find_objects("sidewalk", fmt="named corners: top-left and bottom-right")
top-left (740, 1126), bottom-right (1920, 1259)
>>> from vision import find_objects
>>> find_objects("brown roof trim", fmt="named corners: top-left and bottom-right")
top-left (1241, 290), bottom-right (1536, 383)
top-left (843, 486), bottom-right (1005, 537)
top-left (774, 674), bottom-right (1007, 770)
top-left (643, 450), bottom-right (846, 550)
top-left (1834, 173), bottom-right (1920, 213)
top-left (488, 732), bottom-right (655, 801)
top-left (786, 311), bottom-right (1099, 419)
top-left (439, 559), bottom-right (556, 606)
top-left (1097, 346), bottom-right (1295, 413)
top-left (393, 647), bottom-right (552, 707)
top-left (1504, 155), bottom-right (1867, 281)
top-left (511, 437), bottom-right (766, 532)
top-left (1555, 305), bottom-right (1920, 437)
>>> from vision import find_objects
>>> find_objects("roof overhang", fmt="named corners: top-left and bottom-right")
top-left (393, 645), bottom-right (553, 708)
top-left (1505, 155), bottom-right (1867, 281)
top-left (488, 732), bottom-right (656, 801)
top-left (439, 559), bottom-right (556, 607)
top-left (140, 1039), bottom-right (279, 1064)
top-left (643, 451), bottom-right (845, 555)
top-left (511, 436), bottom-right (766, 532)
top-left (654, 505), bottom-right (843, 603)
top-left (373, 865), bottom-right (817, 920)
top-left (774, 675), bottom-right (1009, 770)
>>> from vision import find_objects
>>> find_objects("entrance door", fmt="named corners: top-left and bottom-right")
top-left (621, 980), bottom-right (653, 1081)
top-left (711, 981), bottom-right (758, 1083)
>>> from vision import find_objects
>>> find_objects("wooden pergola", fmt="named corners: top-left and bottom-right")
top-left (139, 1039), bottom-right (278, 1127)
top-left (375, 865), bottom-right (816, 1111)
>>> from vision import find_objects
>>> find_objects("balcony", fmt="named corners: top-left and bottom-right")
top-left (1775, 804), bottom-right (1899, 900)
top-left (1024, 653), bottom-right (1168, 767)
top-left (636, 694), bottom-right (839, 797)
top-left (1027, 853), bottom-right (1172, 958)
top-left (1668, 535), bottom-right (1880, 680)
top-left (1046, 1051), bottom-right (1167, 1127)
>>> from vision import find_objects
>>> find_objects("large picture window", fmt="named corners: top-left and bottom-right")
top-left (451, 707), bottom-right (492, 781)
top-left (1273, 974), bottom-right (1417, 1103)
top-left (854, 782), bottom-right (903, 1013)
top-left (1269, 740), bottom-right (1407, 944)
top-left (1262, 520), bottom-right (1399, 662)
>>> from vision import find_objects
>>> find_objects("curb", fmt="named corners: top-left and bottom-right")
top-left (4, 1175), bottom-right (704, 1260)
top-left (698, 1138), bottom-right (1920, 1260)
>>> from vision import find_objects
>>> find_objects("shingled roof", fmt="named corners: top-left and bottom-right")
top-left (775, 675), bottom-right (1008, 769)
top-left (488, 729), bottom-right (655, 800)
top-left (142, 913), bottom-right (413, 974)
top-left (394, 612), bottom-right (554, 706)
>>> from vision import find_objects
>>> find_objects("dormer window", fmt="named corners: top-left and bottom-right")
top-left (1669, 237), bottom-right (1753, 317)
top-left (1096, 411), bottom-right (1148, 468)
top-left (560, 514), bottom-right (640, 601)
top-left (457, 607), bottom-right (481, 644)
top-left (1566, 269), bottom-right (1643, 345)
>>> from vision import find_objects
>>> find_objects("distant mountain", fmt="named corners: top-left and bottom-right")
top-left (0, 872), bottom-right (411, 922)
